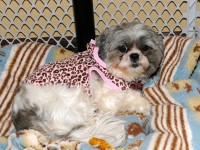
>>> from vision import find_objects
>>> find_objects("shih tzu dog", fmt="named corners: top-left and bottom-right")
top-left (11, 22), bottom-right (164, 147)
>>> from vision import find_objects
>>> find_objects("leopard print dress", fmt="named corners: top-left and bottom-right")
top-left (23, 40), bottom-right (142, 96)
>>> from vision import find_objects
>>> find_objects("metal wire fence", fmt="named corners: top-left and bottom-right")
top-left (0, 0), bottom-right (199, 50)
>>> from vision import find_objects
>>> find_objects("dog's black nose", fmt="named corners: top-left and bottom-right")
top-left (130, 53), bottom-right (139, 62)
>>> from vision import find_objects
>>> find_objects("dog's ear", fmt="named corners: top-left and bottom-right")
top-left (156, 34), bottom-right (164, 54)
top-left (95, 28), bottom-right (112, 60)
top-left (96, 25), bottom-right (123, 60)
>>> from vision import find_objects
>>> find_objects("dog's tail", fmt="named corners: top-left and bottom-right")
top-left (69, 114), bottom-right (126, 147)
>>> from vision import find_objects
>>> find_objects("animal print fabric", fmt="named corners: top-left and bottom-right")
top-left (23, 40), bottom-right (142, 95)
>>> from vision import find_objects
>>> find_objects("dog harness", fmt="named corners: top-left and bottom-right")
top-left (23, 40), bottom-right (143, 96)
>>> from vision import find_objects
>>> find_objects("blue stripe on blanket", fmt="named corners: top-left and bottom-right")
top-left (80, 143), bottom-right (99, 150)
top-left (140, 133), bottom-right (154, 149)
top-left (0, 45), bottom-right (13, 76)
top-left (0, 138), bottom-right (7, 150)
top-left (187, 110), bottom-right (200, 150)
top-left (44, 46), bottom-right (59, 64)
top-left (10, 136), bottom-right (24, 150)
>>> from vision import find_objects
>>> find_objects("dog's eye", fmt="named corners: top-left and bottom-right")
top-left (141, 45), bottom-right (151, 52)
top-left (118, 45), bottom-right (128, 53)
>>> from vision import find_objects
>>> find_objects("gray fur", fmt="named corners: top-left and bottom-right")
top-left (96, 22), bottom-right (164, 76)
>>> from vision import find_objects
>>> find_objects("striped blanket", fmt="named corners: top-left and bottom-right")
top-left (0, 36), bottom-right (199, 150)
top-left (142, 36), bottom-right (200, 150)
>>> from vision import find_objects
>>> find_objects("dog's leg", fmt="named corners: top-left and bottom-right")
top-left (89, 73), bottom-right (150, 115)
top-left (93, 85), bottom-right (151, 115)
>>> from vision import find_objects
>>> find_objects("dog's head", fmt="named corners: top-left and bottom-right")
top-left (96, 22), bottom-right (164, 81)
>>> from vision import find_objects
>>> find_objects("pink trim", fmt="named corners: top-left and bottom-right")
top-left (89, 67), bottom-right (122, 91)
top-left (93, 46), bottom-right (106, 68)
top-left (89, 39), bottom-right (106, 68)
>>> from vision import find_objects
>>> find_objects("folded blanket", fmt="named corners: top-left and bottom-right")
top-left (142, 36), bottom-right (200, 150)
top-left (0, 36), bottom-right (199, 150)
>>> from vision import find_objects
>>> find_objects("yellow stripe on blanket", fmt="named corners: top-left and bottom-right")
top-left (185, 42), bottom-right (200, 72)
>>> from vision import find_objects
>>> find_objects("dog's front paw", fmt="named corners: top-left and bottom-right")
top-left (136, 100), bottom-right (151, 116)
top-left (129, 96), bottom-right (151, 116)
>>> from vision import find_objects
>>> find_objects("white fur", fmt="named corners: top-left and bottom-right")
top-left (90, 73), bottom-right (150, 114)
top-left (12, 73), bottom-right (150, 147)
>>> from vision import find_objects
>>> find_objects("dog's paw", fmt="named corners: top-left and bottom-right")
top-left (129, 96), bottom-right (151, 116)
top-left (136, 103), bottom-right (151, 116)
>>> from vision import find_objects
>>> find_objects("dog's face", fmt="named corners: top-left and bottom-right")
top-left (96, 22), bottom-right (164, 81)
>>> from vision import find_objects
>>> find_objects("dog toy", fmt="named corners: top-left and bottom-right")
top-left (89, 137), bottom-right (114, 150)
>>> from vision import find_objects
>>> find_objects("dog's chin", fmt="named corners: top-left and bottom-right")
top-left (107, 62), bottom-right (148, 82)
